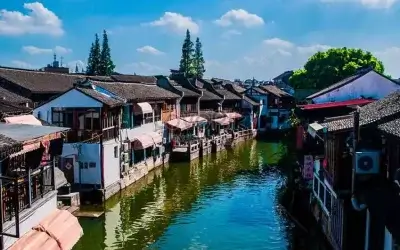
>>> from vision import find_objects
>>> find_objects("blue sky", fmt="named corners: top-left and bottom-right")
top-left (1, 0), bottom-right (400, 80)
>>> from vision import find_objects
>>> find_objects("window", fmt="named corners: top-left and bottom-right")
top-left (134, 114), bottom-right (143, 127)
top-left (114, 146), bottom-right (118, 158)
top-left (144, 113), bottom-right (153, 124)
top-left (89, 162), bottom-right (96, 168)
top-left (52, 109), bottom-right (73, 128)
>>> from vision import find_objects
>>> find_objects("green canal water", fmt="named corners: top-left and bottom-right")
top-left (73, 141), bottom-right (326, 250)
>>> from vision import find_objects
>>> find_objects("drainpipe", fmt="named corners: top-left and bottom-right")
top-left (351, 108), bottom-right (367, 211)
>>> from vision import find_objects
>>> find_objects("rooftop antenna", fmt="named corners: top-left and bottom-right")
top-left (60, 56), bottom-right (64, 67)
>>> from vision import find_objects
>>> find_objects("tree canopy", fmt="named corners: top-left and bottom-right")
top-left (179, 29), bottom-right (195, 77)
top-left (289, 47), bottom-right (385, 90)
top-left (193, 37), bottom-right (205, 78)
top-left (86, 31), bottom-right (115, 76)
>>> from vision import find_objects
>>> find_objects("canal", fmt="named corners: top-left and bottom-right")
top-left (73, 140), bottom-right (327, 250)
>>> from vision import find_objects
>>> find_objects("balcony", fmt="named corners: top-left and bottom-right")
top-left (1, 164), bottom-right (54, 224)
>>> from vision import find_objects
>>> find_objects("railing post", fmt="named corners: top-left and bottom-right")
top-left (13, 179), bottom-right (20, 238)
top-left (27, 168), bottom-right (32, 208)
top-left (40, 167), bottom-right (44, 198)
top-left (51, 158), bottom-right (56, 190)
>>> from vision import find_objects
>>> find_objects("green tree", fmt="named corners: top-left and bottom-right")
top-left (179, 29), bottom-right (194, 77)
top-left (289, 47), bottom-right (385, 89)
top-left (193, 37), bottom-right (205, 78)
top-left (86, 34), bottom-right (101, 75)
top-left (99, 30), bottom-right (115, 76)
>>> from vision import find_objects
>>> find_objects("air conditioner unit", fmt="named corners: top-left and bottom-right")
top-left (122, 143), bottom-right (129, 152)
top-left (355, 151), bottom-right (380, 174)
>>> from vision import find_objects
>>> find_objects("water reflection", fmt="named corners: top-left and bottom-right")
top-left (73, 141), bottom-right (314, 250)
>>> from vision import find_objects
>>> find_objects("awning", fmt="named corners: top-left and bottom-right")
top-left (225, 112), bottom-right (242, 119)
top-left (133, 102), bottom-right (153, 114)
top-left (182, 116), bottom-right (207, 124)
top-left (307, 122), bottom-right (324, 138)
top-left (4, 115), bottom-right (42, 126)
top-left (213, 117), bottom-right (232, 126)
top-left (132, 132), bottom-right (163, 150)
top-left (10, 142), bottom-right (41, 158)
top-left (166, 118), bottom-right (193, 130)
top-left (9, 209), bottom-right (83, 250)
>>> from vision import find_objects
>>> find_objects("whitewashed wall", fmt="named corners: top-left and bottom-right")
top-left (33, 89), bottom-right (102, 123)
top-left (62, 143), bottom-right (101, 185)
top-left (312, 71), bottom-right (400, 104)
top-left (103, 140), bottom-right (121, 188)
top-left (3, 192), bottom-right (57, 249)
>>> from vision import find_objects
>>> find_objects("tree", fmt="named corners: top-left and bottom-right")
top-left (289, 47), bottom-right (385, 90)
top-left (99, 30), bottom-right (115, 76)
top-left (179, 29), bottom-right (195, 77)
top-left (86, 34), bottom-right (101, 75)
top-left (193, 37), bottom-right (205, 78)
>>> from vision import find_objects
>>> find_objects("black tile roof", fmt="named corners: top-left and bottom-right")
top-left (111, 74), bottom-right (157, 84)
top-left (93, 81), bottom-right (180, 102)
top-left (322, 91), bottom-right (400, 132)
top-left (0, 86), bottom-right (30, 104)
top-left (243, 95), bottom-right (260, 106)
top-left (0, 67), bottom-right (82, 93)
top-left (76, 87), bottom-right (125, 107)
top-left (200, 89), bottom-right (223, 101)
top-left (216, 89), bottom-right (241, 100)
top-left (199, 111), bottom-right (226, 120)
top-left (174, 85), bottom-right (201, 97)
top-left (259, 85), bottom-right (292, 98)
top-left (0, 100), bottom-right (31, 115)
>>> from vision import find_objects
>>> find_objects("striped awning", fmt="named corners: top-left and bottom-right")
top-left (133, 102), bottom-right (153, 114)
top-left (225, 112), bottom-right (242, 119)
top-left (166, 118), bottom-right (193, 130)
top-left (212, 117), bottom-right (232, 126)
top-left (132, 132), bottom-right (163, 150)
top-left (181, 116), bottom-right (207, 124)
top-left (9, 209), bottom-right (83, 250)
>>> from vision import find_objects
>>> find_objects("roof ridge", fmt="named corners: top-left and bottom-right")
top-left (0, 66), bottom-right (75, 77)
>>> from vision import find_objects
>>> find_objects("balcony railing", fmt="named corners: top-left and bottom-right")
top-left (64, 127), bottom-right (118, 143)
top-left (1, 164), bottom-right (54, 224)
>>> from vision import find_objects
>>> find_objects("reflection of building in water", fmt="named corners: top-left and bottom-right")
top-left (104, 167), bottom-right (167, 249)
top-left (249, 140), bottom-right (258, 167)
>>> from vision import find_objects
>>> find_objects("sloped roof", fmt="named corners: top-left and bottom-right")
top-left (216, 89), bottom-right (241, 100)
top-left (76, 87), bottom-right (125, 107)
top-left (0, 100), bottom-right (31, 114)
top-left (0, 86), bottom-right (30, 103)
top-left (0, 67), bottom-right (82, 93)
top-left (200, 88), bottom-right (222, 101)
top-left (0, 134), bottom-right (22, 153)
top-left (259, 85), bottom-right (292, 98)
top-left (111, 74), bottom-right (157, 84)
top-left (322, 91), bottom-right (400, 132)
top-left (174, 85), bottom-right (200, 97)
top-left (93, 81), bottom-right (180, 102)
top-left (243, 95), bottom-right (260, 106)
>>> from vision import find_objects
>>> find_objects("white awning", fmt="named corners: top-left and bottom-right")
top-left (307, 122), bottom-right (324, 138)
top-left (133, 102), bottom-right (153, 114)
top-left (166, 118), bottom-right (193, 130)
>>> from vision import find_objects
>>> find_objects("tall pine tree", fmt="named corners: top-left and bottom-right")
top-left (193, 37), bottom-right (205, 78)
top-left (179, 29), bottom-right (194, 77)
top-left (99, 30), bottom-right (115, 76)
top-left (86, 34), bottom-right (101, 75)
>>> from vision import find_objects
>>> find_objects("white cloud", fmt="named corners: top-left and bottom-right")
top-left (22, 45), bottom-right (72, 55)
top-left (119, 62), bottom-right (167, 75)
top-left (221, 29), bottom-right (242, 39)
top-left (67, 60), bottom-right (85, 72)
top-left (214, 9), bottom-right (264, 28)
top-left (0, 2), bottom-right (64, 36)
top-left (11, 60), bottom-right (35, 69)
top-left (374, 47), bottom-right (400, 77)
top-left (263, 38), bottom-right (294, 48)
top-left (146, 12), bottom-right (199, 35)
top-left (321, 0), bottom-right (398, 8)
top-left (137, 45), bottom-right (164, 55)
